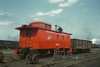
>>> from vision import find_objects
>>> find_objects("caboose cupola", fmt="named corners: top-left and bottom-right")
top-left (29, 22), bottom-right (52, 30)
top-left (15, 22), bottom-right (52, 30)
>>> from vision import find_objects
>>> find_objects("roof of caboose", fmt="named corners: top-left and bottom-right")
top-left (29, 22), bottom-right (51, 26)
top-left (15, 22), bottom-right (72, 35)
top-left (71, 38), bottom-right (92, 41)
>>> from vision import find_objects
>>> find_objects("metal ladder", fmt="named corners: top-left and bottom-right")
top-left (53, 48), bottom-right (66, 61)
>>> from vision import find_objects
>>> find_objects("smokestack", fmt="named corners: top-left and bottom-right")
top-left (55, 25), bottom-right (57, 31)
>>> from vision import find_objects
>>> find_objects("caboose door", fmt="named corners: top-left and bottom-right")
top-left (26, 29), bottom-right (32, 47)
top-left (19, 29), bottom-right (31, 48)
top-left (26, 29), bottom-right (38, 48)
top-left (20, 29), bottom-right (38, 48)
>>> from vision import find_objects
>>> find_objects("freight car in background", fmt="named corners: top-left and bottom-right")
top-left (71, 39), bottom-right (92, 53)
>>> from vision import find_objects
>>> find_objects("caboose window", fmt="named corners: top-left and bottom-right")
top-left (41, 24), bottom-right (44, 28)
top-left (57, 35), bottom-right (59, 40)
top-left (62, 36), bottom-right (64, 40)
top-left (49, 26), bottom-right (51, 29)
top-left (29, 24), bottom-right (32, 26)
top-left (27, 30), bottom-right (31, 37)
top-left (45, 25), bottom-right (47, 28)
top-left (67, 36), bottom-right (69, 40)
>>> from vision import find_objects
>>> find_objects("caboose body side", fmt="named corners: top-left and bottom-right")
top-left (15, 22), bottom-right (72, 58)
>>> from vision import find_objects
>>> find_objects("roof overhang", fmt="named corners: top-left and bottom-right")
top-left (15, 25), bottom-right (37, 30)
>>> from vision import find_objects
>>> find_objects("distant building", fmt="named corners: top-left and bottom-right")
top-left (0, 40), bottom-right (19, 49)
top-left (92, 44), bottom-right (100, 48)
top-left (97, 44), bottom-right (100, 48)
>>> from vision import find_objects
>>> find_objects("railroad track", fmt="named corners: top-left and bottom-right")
top-left (37, 53), bottom-right (100, 67)
top-left (0, 49), bottom-right (100, 67)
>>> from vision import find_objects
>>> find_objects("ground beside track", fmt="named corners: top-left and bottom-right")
top-left (70, 58), bottom-right (100, 67)
top-left (0, 48), bottom-right (100, 67)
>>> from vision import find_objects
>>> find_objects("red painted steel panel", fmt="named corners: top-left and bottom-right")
top-left (37, 30), bottom-right (71, 49)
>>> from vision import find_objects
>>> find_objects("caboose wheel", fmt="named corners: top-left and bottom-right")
top-left (0, 52), bottom-right (4, 61)
top-left (32, 54), bottom-right (39, 64)
top-left (26, 54), bottom-right (33, 64)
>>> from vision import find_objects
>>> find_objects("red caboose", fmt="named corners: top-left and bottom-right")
top-left (15, 22), bottom-right (72, 62)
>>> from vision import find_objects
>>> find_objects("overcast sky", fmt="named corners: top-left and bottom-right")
top-left (0, 0), bottom-right (100, 44)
